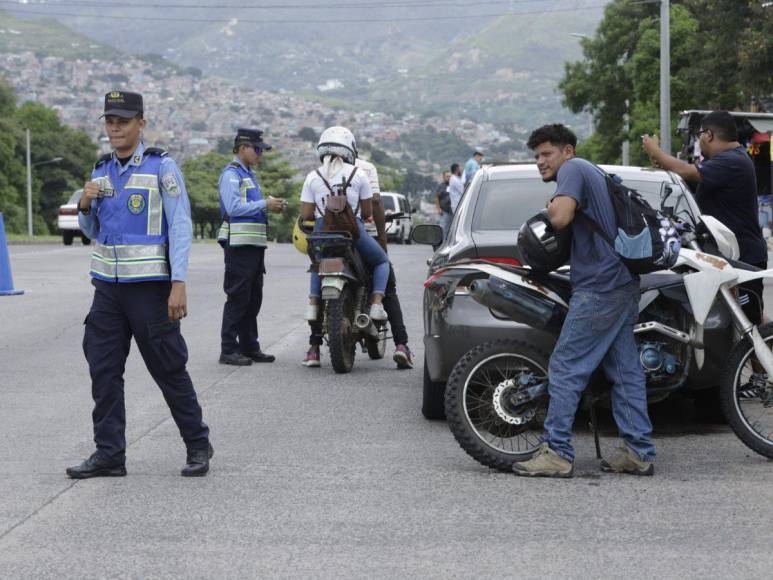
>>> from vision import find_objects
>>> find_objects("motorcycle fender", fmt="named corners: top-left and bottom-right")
top-left (735, 267), bottom-right (773, 286)
top-left (321, 276), bottom-right (347, 300)
top-left (683, 269), bottom-right (737, 326)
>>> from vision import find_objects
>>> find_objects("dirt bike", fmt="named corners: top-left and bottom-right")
top-left (444, 196), bottom-right (773, 470)
top-left (307, 213), bottom-right (402, 374)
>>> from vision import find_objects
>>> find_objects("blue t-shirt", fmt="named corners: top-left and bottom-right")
top-left (697, 147), bottom-right (766, 265)
top-left (555, 158), bottom-right (633, 292)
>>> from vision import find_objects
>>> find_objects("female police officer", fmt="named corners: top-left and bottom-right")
top-left (67, 91), bottom-right (212, 478)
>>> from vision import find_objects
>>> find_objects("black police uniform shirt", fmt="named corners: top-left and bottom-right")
top-left (696, 147), bottom-right (767, 265)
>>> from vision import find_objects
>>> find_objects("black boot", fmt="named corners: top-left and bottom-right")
top-left (66, 453), bottom-right (126, 479)
top-left (219, 352), bottom-right (253, 366)
top-left (181, 442), bottom-right (214, 477)
top-left (242, 350), bottom-right (275, 363)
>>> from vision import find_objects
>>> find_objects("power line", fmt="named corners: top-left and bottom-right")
top-left (0, 0), bottom-right (543, 9)
top-left (2, 3), bottom-right (608, 24)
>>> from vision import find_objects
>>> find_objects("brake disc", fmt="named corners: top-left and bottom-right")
top-left (492, 379), bottom-right (536, 425)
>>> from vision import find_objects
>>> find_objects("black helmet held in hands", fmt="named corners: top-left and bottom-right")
top-left (517, 210), bottom-right (572, 273)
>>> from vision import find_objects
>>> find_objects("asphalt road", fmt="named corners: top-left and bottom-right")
top-left (1, 242), bottom-right (772, 579)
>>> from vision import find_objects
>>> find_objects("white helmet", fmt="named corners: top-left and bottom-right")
top-left (317, 126), bottom-right (357, 164)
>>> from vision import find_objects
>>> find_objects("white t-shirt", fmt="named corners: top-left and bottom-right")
top-left (448, 174), bottom-right (464, 212)
top-left (301, 162), bottom-right (372, 218)
top-left (355, 158), bottom-right (380, 195)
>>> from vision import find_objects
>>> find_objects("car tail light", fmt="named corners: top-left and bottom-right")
top-left (423, 269), bottom-right (448, 289)
top-left (59, 207), bottom-right (78, 216)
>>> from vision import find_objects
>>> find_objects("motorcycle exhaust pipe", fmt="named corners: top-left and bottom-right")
top-left (469, 278), bottom-right (566, 332)
top-left (355, 313), bottom-right (381, 338)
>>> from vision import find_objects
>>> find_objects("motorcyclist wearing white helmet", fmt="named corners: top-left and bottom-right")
top-left (299, 126), bottom-right (390, 367)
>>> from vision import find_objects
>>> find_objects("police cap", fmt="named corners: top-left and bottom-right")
top-left (102, 91), bottom-right (143, 119)
top-left (234, 128), bottom-right (273, 152)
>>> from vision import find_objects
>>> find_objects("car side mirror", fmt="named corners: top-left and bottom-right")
top-left (411, 224), bottom-right (444, 247)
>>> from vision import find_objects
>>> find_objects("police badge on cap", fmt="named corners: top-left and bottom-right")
top-left (102, 91), bottom-right (143, 118)
top-left (234, 128), bottom-right (273, 152)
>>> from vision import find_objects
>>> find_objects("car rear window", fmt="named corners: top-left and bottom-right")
top-left (471, 178), bottom-right (555, 231)
top-left (381, 196), bottom-right (396, 211)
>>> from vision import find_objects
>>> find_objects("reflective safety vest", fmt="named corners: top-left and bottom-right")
top-left (90, 149), bottom-right (170, 283)
top-left (217, 162), bottom-right (268, 247)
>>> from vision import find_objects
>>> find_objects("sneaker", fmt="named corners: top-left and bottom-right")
top-left (512, 442), bottom-right (573, 478)
top-left (304, 304), bottom-right (319, 321)
top-left (369, 303), bottom-right (387, 321)
top-left (302, 350), bottom-right (321, 367)
top-left (600, 445), bottom-right (654, 476)
top-left (393, 344), bottom-right (414, 370)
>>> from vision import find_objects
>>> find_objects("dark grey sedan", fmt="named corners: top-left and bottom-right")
top-left (412, 163), bottom-right (698, 419)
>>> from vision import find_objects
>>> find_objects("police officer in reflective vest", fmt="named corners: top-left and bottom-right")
top-left (67, 91), bottom-right (212, 479)
top-left (217, 128), bottom-right (285, 366)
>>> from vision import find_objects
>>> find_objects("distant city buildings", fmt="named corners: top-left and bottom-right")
top-left (0, 51), bottom-right (523, 177)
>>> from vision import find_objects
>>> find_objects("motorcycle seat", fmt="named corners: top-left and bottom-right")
top-left (639, 272), bottom-right (684, 291)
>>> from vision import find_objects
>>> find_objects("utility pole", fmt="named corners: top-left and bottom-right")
top-left (660, 0), bottom-right (671, 154)
top-left (622, 99), bottom-right (630, 165)
top-left (26, 128), bottom-right (32, 237)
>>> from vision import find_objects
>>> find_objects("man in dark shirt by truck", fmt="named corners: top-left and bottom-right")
top-left (643, 110), bottom-right (767, 324)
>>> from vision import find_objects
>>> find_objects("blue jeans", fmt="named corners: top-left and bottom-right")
top-left (543, 279), bottom-right (656, 462)
top-left (309, 218), bottom-right (389, 298)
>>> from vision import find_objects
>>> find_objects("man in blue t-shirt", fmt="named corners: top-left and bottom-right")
top-left (643, 110), bottom-right (766, 324)
top-left (512, 124), bottom-right (656, 479)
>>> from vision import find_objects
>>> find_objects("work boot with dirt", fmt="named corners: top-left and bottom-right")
top-left (512, 442), bottom-right (573, 478)
top-left (600, 445), bottom-right (654, 476)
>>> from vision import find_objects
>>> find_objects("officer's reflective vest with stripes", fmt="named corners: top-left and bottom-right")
top-left (217, 162), bottom-right (268, 247)
top-left (89, 150), bottom-right (170, 283)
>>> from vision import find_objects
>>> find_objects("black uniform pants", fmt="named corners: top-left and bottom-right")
top-left (739, 260), bottom-right (767, 325)
top-left (221, 245), bottom-right (265, 354)
top-left (83, 279), bottom-right (209, 463)
top-left (308, 262), bottom-right (408, 347)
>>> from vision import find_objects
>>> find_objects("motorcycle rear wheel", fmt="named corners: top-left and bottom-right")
top-left (366, 325), bottom-right (387, 360)
top-left (327, 287), bottom-right (356, 374)
top-left (720, 323), bottom-right (773, 459)
top-left (445, 339), bottom-right (550, 471)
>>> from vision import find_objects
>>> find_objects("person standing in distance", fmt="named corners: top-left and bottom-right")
top-left (448, 163), bottom-right (464, 214)
top-left (68, 91), bottom-right (212, 479)
top-left (462, 150), bottom-right (483, 187)
top-left (217, 128), bottom-right (285, 366)
top-left (512, 124), bottom-right (656, 478)
top-left (642, 111), bottom-right (767, 324)
top-left (435, 171), bottom-right (452, 238)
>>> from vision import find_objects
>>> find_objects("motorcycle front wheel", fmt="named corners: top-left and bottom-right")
top-left (327, 286), bottom-right (357, 374)
top-left (720, 323), bottom-right (773, 458)
top-left (445, 340), bottom-right (550, 471)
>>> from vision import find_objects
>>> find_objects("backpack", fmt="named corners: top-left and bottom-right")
top-left (580, 171), bottom-right (680, 274)
top-left (315, 167), bottom-right (360, 240)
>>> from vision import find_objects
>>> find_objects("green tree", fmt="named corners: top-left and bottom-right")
top-left (560, 0), bottom-right (773, 165)
top-left (0, 80), bottom-right (95, 234)
top-left (182, 150), bottom-right (301, 242)
top-left (256, 151), bottom-right (301, 243)
top-left (182, 151), bottom-right (228, 238)
top-left (15, 101), bottom-right (96, 233)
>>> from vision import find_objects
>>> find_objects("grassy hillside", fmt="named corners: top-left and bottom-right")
top-left (361, 9), bottom-right (602, 126)
top-left (0, 10), bottom-right (118, 59)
